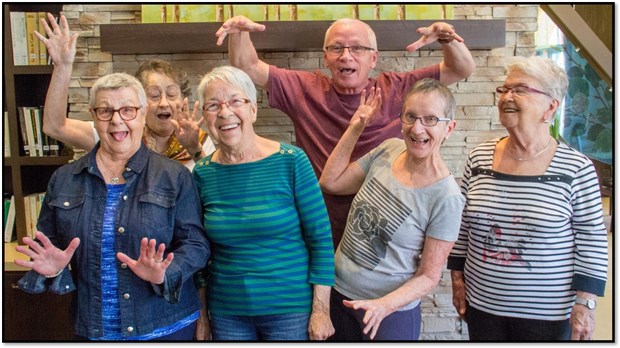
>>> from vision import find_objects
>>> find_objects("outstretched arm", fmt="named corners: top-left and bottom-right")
top-left (406, 22), bottom-right (475, 86)
top-left (215, 16), bottom-right (270, 90)
top-left (319, 88), bottom-right (381, 195)
top-left (36, 13), bottom-right (96, 151)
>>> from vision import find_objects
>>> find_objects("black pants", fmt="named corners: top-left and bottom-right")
top-left (466, 302), bottom-right (570, 341)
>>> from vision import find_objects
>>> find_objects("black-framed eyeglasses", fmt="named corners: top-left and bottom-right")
top-left (92, 106), bottom-right (142, 122)
top-left (324, 45), bottom-right (375, 56)
top-left (399, 113), bottom-right (451, 126)
top-left (202, 98), bottom-right (251, 113)
top-left (496, 85), bottom-right (552, 98)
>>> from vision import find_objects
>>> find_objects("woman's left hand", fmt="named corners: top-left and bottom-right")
top-left (172, 98), bottom-right (205, 155)
top-left (308, 309), bottom-right (334, 340)
top-left (343, 298), bottom-right (392, 340)
top-left (349, 87), bottom-right (382, 133)
top-left (570, 304), bottom-right (595, 340)
top-left (116, 237), bottom-right (173, 285)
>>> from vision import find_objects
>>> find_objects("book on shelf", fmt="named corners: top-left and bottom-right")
top-left (4, 111), bottom-right (10, 157)
top-left (10, 11), bottom-right (28, 66)
top-left (17, 106), bottom-right (65, 157)
top-left (25, 12), bottom-right (40, 65)
top-left (23, 192), bottom-right (45, 239)
top-left (37, 12), bottom-right (48, 65)
top-left (4, 196), bottom-right (16, 243)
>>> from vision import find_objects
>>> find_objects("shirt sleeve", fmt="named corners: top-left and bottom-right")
top-left (292, 149), bottom-right (335, 286)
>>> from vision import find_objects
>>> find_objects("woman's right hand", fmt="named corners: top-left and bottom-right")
top-left (349, 87), bottom-right (382, 133)
top-left (14, 231), bottom-right (80, 277)
top-left (34, 13), bottom-right (78, 66)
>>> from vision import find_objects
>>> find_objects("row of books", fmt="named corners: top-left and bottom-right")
top-left (16, 107), bottom-right (63, 157)
top-left (3, 193), bottom-right (46, 243)
top-left (9, 11), bottom-right (53, 66)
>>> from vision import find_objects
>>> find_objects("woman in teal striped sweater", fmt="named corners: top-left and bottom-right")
top-left (192, 66), bottom-right (335, 341)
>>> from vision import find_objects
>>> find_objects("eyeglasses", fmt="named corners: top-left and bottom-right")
top-left (92, 106), bottom-right (141, 122)
top-left (146, 86), bottom-right (181, 103)
top-left (324, 45), bottom-right (375, 56)
top-left (202, 98), bottom-right (251, 113)
top-left (400, 113), bottom-right (451, 126)
top-left (496, 85), bottom-right (552, 98)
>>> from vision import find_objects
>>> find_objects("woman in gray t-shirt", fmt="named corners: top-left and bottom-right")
top-left (319, 79), bottom-right (464, 341)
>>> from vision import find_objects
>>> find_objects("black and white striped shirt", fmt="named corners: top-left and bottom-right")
top-left (448, 138), bottom-right (608, 320)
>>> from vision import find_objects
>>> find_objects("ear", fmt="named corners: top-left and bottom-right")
top-left (445, 119), bottom-right (456, 136)
top-left (542, 98), bottom-right (560, 122)
top-left (370, 51), bottom-right (378, 69)
top-left (251, 103), bottom-right (258, 123)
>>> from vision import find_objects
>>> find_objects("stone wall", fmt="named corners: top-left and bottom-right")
top-left (60, 4), bottom-right (540, 340)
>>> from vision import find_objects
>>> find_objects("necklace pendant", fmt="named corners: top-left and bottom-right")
top-left (110, 177), bottom-right (120, 184)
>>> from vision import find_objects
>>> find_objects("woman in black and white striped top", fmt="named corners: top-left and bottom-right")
top-left (448, 56), bottom-right (607, 341)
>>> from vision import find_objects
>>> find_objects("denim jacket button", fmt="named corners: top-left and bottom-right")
top-left (63, 201), bottom-right (70, 207)
top-left (123, 195), bottom-right (128, 201)
top-left (123, 293), bottom-right (130, 300)
top-left (121, 263), bottom-right (128, 269)
top-left (127, 326), bottom-right (134, 333)
top-left (118, 227), bottom-right (125, 234)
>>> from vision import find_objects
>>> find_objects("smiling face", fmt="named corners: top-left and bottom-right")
top-left (401, 91), bottom-right (455, 161)
top-left (201, 79), bottom-right (257, 151)
top-left (323, 21), bottom-right (378, 94)
top-left (93, 87), bottom-right (146, 158)
top-left (498, 71), bottom-right (557, 131)
top-left (143, 71), bottom-right (182, 137)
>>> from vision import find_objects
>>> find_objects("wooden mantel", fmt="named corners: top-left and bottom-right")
top-left (100, 19), bottom-right (505, 54)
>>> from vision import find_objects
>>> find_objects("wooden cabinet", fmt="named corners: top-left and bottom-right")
top-left (3, 270), bottom-right (74, 341)
top-left (2, 4), bottom-right (72, 245)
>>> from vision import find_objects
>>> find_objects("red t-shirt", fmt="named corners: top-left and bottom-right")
top-left (268, 65), bottom-right (440, 247)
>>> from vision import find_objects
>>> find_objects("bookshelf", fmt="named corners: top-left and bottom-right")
top-left (3, 4), bottom-right (72, 247)
top-left (3, 4), bottom-right (74, 341)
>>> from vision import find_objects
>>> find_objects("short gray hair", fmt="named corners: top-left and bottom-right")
top-left (505, 56), bottom-right (568, 101)
top-left (197, 66), bottom-right (257, 108)
top-left (404, 78), bottom-right (456, 120)
top-left (89, 73), bottom-right (147, 109)
top-left (323, 18), bottom-right (377, 50)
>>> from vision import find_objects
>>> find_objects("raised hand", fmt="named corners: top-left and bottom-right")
top-left (171, 98), bottom-right (205, 155)
top-left (215, 15), bottom-right (266, 46)
top-left (34, 13), bottom-right (78, 66)
top-left (14, 231), bottom-right (80, 277)
top-left (349, 87), bottom-right (382, 133)
top-left (406, 22), bottom-right (464, 52)
top-left (116, 237), bottom-right (174, 285)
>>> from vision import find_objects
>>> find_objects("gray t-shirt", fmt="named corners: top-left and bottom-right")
top-left (335, 138), bottom-right (464, 310)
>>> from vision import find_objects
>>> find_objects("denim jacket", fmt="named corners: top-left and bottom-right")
top-left (18, 143), bottom-right (210, 338)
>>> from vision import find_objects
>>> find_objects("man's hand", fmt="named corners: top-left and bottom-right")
top-left (407, 22), bottom-right (464, 52)
top-left (215, 15), bottom-right (266, 46)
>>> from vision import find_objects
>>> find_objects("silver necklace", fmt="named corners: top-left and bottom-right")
top-left (506, 138), bottom-right (553, 161)
top-left (97, 152), bottom-right (124, 184)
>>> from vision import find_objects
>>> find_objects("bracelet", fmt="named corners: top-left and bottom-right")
top-left (43, 268), bottom-right (63, 279)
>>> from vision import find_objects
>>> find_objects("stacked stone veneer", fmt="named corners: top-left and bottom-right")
top-left (60, 4), bottom-right (540, 340)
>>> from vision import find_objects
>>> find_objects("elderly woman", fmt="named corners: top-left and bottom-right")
top-left (192, 66), bottom-right (335, 341)
top-left (15, 73), bottom-right (210, 340)
top-left (319, 78), bottom-right (465, 340)
top-left (36, 13), bottom-right (214, 170)
top-left (448, 56), bottom-right (608, 341)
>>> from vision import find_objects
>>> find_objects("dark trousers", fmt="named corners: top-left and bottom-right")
top-left (330, 288), bottom-right (421, 341)
top-left (466, 302), bottom-right (570, 341)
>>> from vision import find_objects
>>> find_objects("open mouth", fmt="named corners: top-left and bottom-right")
top-left (219, 123), bottom-right (240, 131)
top-left (111, 131), bottom-right (129, 142)
top-left (157, 112), bottom-right (172, 120)
top-left (338, 68), bottom-right (356, 75)
top-left (411, 137), bottom-right (430, 145)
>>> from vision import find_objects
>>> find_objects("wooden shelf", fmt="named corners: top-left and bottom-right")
top-left (101, 19), bottom-right (505, 54)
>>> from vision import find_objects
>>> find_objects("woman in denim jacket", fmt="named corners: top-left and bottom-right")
top-left (15, 73), bottom-right (210, 340)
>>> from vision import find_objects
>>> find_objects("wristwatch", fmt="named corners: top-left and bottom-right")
top-left (575, 297), bottom-right (597, 310)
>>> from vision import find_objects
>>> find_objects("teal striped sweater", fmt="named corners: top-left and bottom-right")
top-left (193, 143), bottom-right (334, 316)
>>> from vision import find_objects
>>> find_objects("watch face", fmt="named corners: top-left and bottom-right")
top-left (586, 300), bottom-right (596, 310)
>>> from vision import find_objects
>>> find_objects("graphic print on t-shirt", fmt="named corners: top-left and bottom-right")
top-left (340, 177), bottom-right (412, 270)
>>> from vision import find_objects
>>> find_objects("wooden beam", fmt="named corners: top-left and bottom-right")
top-left (540, 4), bottom-right (612, 86)
top-left (100, 19), bottom-right (505, 55)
